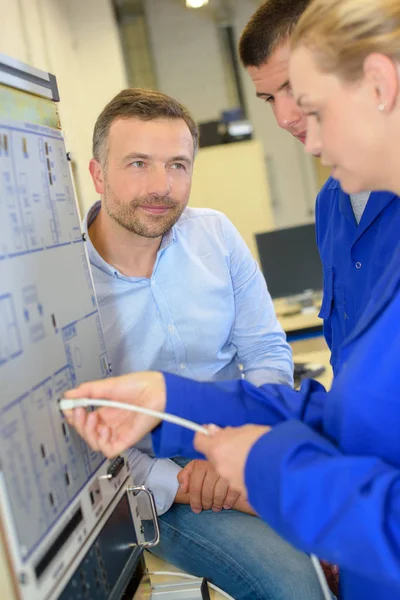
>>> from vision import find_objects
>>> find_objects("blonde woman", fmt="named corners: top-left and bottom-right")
top-left (65, 1), bottom-right (400, 599)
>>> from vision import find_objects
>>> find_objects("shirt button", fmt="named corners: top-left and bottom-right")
top-left (355, 262), bottom-right (362, 269)
top-left (180, 363), bottom-right (186, 370)
top-left (168, 324), bottom-right (175, 333)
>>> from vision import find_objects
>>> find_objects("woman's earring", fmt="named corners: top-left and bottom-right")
top-left (378, 103), bottom-right (386, 112)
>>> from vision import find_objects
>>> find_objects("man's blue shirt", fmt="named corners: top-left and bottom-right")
top-left (84, 202), bottom-right (293, 513)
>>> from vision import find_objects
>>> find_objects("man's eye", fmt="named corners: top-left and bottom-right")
top-left (172, 163), bottom-right (185, 170)
top-left (264, 97), bottom-right (274, 104)
top-left (132, 161), bottom-right (145, 167)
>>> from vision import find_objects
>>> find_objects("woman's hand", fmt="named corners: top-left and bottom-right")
top-left (194, 424), bottom-right (271, 495)
top-left (62, 372), bottom-right (166, 456)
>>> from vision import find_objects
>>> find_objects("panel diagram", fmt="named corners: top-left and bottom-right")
top-left (0, 293), bottom-right (22, 365)
top-left (0, 116), bottom-right (111, 562)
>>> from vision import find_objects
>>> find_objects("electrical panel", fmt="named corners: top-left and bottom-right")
top-left (0, 54), bottom-right (156, 600)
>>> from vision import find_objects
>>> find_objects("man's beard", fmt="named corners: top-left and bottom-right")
top-left (103, 185), bottom-right (186, 238)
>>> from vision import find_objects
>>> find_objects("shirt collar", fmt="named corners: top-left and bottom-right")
top-left (82, 200), bottom-right (176, 277)
top-left (82, 200), bottom-right (114, 276)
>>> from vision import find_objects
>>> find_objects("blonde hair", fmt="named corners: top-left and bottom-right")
top-left (291, 0), bottom-right (400, 81)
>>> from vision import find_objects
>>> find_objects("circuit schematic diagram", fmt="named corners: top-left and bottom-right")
top-left (0, 58), bottom-right (152, 600)
top-left (0, 116), bottom-right (111, 564)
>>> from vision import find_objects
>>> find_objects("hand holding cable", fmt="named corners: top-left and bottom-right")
top-left (60, 372), bottom-right (209, 457)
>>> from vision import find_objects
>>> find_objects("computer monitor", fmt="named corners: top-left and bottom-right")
top-left (255, 223), bottom-right (323, 299)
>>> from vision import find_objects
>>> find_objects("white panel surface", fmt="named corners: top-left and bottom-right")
top-left (0, 109), bottom-right (139, 600)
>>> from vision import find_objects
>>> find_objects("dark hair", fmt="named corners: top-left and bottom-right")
top-left (93, 88), bottom-right (198, 165)
top-left (239, 0), bottom-right (312, 67)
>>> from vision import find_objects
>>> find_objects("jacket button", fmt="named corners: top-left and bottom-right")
top-left (355, 262), bottom-right (362, 269)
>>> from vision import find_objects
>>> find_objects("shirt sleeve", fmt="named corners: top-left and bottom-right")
top-left (315, 191), bottom-right (333, 353)
top-left (245, 420), bottom-right (400, 589)
top-left (152, 373), bottom-right (327, 458)
top-left (126, 447), bottom-right (181, 515)
top-left (220, 214), bottom-right (294, 387)
top-left (245, 286), bottom-right (400, 589)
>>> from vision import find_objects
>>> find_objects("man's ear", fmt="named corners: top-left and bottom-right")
top-left (89, 159), bottom-right (105, 194)
top-left (363, 53), bottom-right (399, 113)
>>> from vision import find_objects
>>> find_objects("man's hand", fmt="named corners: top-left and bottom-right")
top-left (62, 372), bottom-right (166, 457)
top-left (177, 459), bottom-right (241, 514)
top-left (320, 561), bottom-right (340, 597)
top-left (194, 425), bottom-right (271, 495)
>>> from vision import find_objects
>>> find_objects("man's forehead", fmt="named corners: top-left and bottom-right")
top-left (108, 117), bottom-right (193, 146)
top-left (109, 116), bottom-right (190, 136)
top-left (107, 117), bottom-right (194, 160)
top-left (247, 42), bottom-right (291, 93)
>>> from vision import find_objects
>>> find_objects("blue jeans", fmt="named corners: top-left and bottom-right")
top-left (148, 461), bottom-right (326, 600)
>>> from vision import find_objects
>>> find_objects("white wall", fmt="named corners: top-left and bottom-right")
top-left (145, 0), bottom-right (232, 123)
top-left (145, 0), bottom-right (318, 228)
top-left (189, 140), bottom-right (275, 260)
top-left (0, 0), bottom-right (128, 214)
top-left (1, 0), bottom-right (319, 227)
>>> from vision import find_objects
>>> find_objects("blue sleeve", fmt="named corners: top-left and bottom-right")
top-left (245, 287), bottom-right (400, 588)
top-left (152, 373), bottom-right (327, 457)
top-left (245, 421), bottom-right (400, 588)
top-left (220, 215), bottom-right (294, 387)
top-left (315, 190), bottom-right (333, 352)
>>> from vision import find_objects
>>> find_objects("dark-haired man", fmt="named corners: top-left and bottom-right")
top-left (239, 0), bottom-right (400, 373)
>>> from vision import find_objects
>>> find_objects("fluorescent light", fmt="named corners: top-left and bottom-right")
top-left (186, 0), bottom-right (209, 7)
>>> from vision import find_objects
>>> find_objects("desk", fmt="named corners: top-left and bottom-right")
top-left (273, 296), bottom-right (332, 389)
top-left (274, 297), bottom-right (323, 342)
top-left (292, 345), bottom-right (333, 391)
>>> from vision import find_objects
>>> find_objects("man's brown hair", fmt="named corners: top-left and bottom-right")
top-left (93, 88), bottom-right (198, 166)
top-left (239, 0), bottom-right (312, 67)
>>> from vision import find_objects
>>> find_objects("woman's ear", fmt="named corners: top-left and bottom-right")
top-left (363, 53), bottom-right (399, 113)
